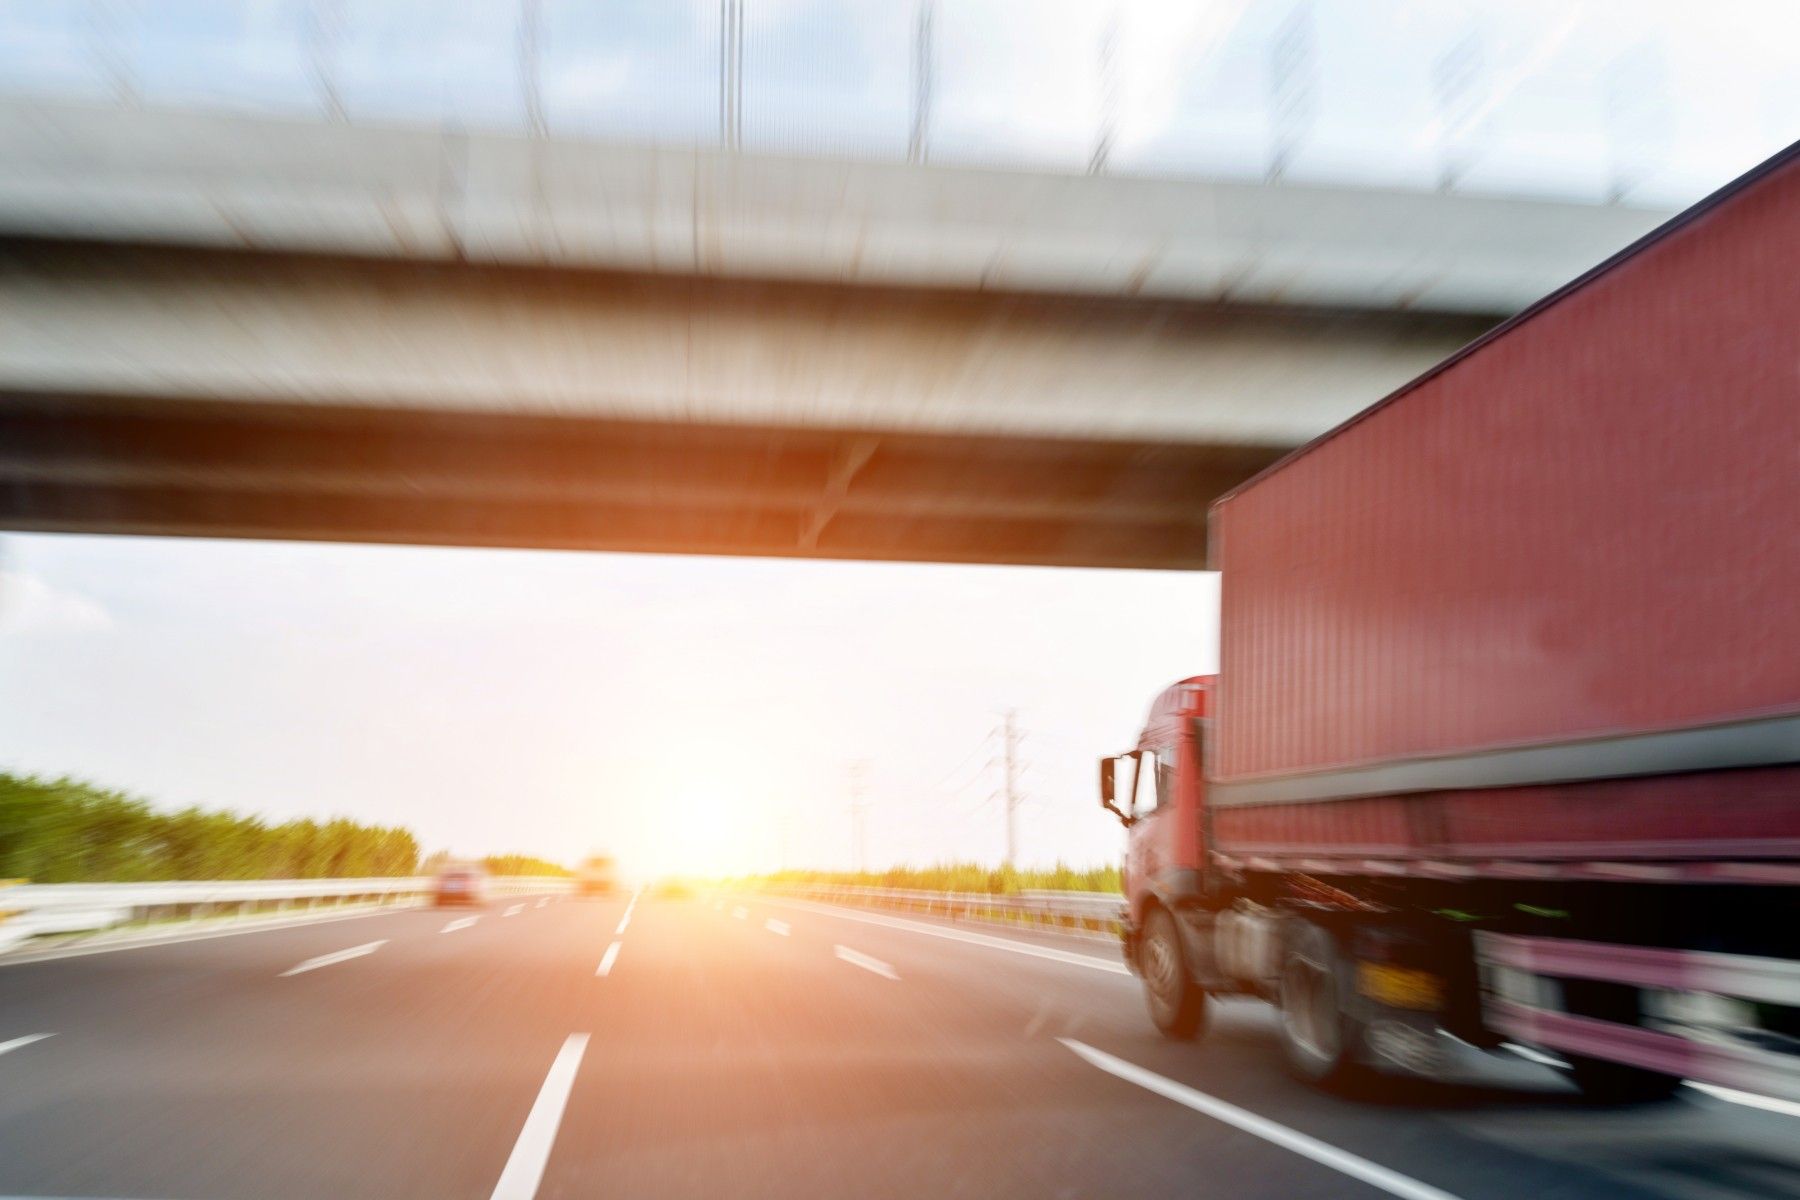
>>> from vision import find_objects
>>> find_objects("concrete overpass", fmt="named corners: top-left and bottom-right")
top-left (0, 100), bottom-right (1675, 567)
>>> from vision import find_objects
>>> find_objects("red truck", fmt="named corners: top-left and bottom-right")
top-left (1103, 141), bottom-right (1799, 1103)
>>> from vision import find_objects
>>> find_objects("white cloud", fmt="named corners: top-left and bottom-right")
top-left (0, 568), bottom-right (113, 634)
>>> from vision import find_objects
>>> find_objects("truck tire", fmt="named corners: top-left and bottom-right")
top-left (1563, 1055), bottom-right (1683, 1105)
top-left (1140, 906), bottom-right (1208, 1040)
top-left (1277, 920), bottom-right (1366, 1090)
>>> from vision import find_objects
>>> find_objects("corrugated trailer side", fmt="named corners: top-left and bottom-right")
top-left (1207, 142), bottom-right (1800, 863)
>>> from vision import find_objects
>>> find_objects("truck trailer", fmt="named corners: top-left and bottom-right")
top-left (1103, 141), bottom-right (1799, 1102)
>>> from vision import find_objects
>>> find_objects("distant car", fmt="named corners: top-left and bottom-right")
top-left (576, 856), bottom-right (617, 898)
top-left (432, 864), bottom-right (489, 907)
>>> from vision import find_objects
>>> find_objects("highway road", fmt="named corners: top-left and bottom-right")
top-left (0, 890), bottom-right (1796, 1199)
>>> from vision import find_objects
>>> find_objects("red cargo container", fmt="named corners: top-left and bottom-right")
top-left (1207, 141), bottom-right (1800, 864)
top-left (1101, 143), bottom-right (1800, 1102)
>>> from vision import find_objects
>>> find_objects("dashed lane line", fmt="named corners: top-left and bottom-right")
top-left (441, 916), bottom-right (480, 933)
top-left (0, 1033), bottom-right (54, 1058)
top-left (765, 918), bottom-right (791, 937)
top-left (1507, 1042), bottom-right (1800, 1117)
top-left (834, 945), bottom-right (898, 980)
top-left (503, 903), bottom-right (525, 917)
top-left (596, 941), bottom-right (622, 977)
top-left (767, 897), bottom-right (1132, 976)
top-left (1689, 1082), bottom-right (1800, 1118)
top-left (488, 1033), bottom-right (590, 1200)
top-left (1061, 1039), bottom-right (1463, 1200)
top-left (280, 940), bottom-right (387, 977)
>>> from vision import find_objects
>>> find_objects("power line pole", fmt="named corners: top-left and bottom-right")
top-left (908, 0), bottom-right (934, 165)
top-left (719, 0), bottom-right (744, 150)
top-left (1002, 709), bottom-right (1022, 867)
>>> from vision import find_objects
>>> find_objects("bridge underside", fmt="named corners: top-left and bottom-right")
top-left (0, 239), bottom-right (1497, 568)
top-left (0, 391), bottom-right (1285, 569)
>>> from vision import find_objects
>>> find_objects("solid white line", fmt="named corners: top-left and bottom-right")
top-left (1061, 1039), bottom-right (1463, 1200)
top-left (596, 941), bottom-right (622, 977)
top-left (0, 1033), bottom-right (54, 1058)
top-left (1688, 1082), bottom-right (1800, 1118)
top-left (503, 903), bottom-right (525, 917)
top-left (765, 918), bottom-right (790, 937)
top-left (489, 1032), bottom-right (590, 1200)
top-left (731, 905), bottom-right (748, 920)
top-left (614, 911), bottom-right (631, 935)
top-left (441, 916), bottom-right (480, 933)
top-left (770, 898), bottom-right (1131, 976)
top-left (834, 945), bottom-right (898, 980)
top-left (280, 940), bottom-right (387, 977)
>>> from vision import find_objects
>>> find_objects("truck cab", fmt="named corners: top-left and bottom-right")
top-left (1101, 676), bottom-right (1212, 1033)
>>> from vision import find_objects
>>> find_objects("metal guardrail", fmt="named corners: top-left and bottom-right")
top-left (765, 883), bottom-right (1125, 941)
top-left (0, 875), bottom-right (573, 951)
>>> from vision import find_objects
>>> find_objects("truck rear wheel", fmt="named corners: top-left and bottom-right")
top-left (1563, 1055), bottom-right (1683, 1105)
top-left (1278, 921), bottom-right (1366, 1090)
top-left (1140, 907), bottom-right (1208, 1040)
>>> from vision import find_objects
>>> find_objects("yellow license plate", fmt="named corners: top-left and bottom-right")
top-left (1356, 963), bottom-right (1445, 1011)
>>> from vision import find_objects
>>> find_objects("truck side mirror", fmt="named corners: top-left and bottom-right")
top-left (1099, 755), bottom-right (1134, 827)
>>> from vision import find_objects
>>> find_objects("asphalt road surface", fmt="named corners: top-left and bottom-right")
top-left (1, 891), bottom-right (1796, 1199)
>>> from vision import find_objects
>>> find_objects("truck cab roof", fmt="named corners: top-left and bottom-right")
top-left (1139, 675), bottom-right (1214, 747)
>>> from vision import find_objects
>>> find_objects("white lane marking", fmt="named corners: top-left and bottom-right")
top-left (441, 916), bottom-right (480, 933)
top-left (596, 941), bottom-right (622, 977)
top-left (731, 905), bottom-right (748, 920)
top-left (765, 918), bottom-right (790, 937)
top-left (280, 940), bottom-right (387, 977)
top-left (614, 911), bottom-right (631, 935)
top-left (0, 1033), bottom-right (54, 1057)
top-left (536, 898), bottom-right (547, 909)
top-left (489, 1032), bottom-right (590, 1200)
top-left (771, 898), bottom-right (1131, 976)
top-left (1502, 1042), bottom-right (1566, 1069)
top-left (1062, 1039), bottom-right (1463, 1200)
top-left (503, 903), bottom-right (525, 917)
top-left (1688, 1082), bottom-right (1800, 1118)
top-left (1506, 1042), bottom-right (1800, 1116)
top-left (834, 945), bottom-right (898, 980)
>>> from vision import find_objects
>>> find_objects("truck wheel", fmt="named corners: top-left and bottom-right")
top-left (1140, 907), bottom-right (1208, 1040)
top-left (1278, 921), bottom-right (1365, 1089)
top-left (1563, 1055), bottom-right (1683, 1105)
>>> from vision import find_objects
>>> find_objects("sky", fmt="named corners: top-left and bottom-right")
top-left (0, 0), bottom-right (1795, 206)
top-left (0, 533), bottom-right (1218, 880)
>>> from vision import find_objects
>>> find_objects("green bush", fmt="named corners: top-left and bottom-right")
top-left (746, 861), bottom-right (1121, 895)
top-left (0, 773), bottom-right (419, 883)
top-left (480, 853), bottom-right (570, 877)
